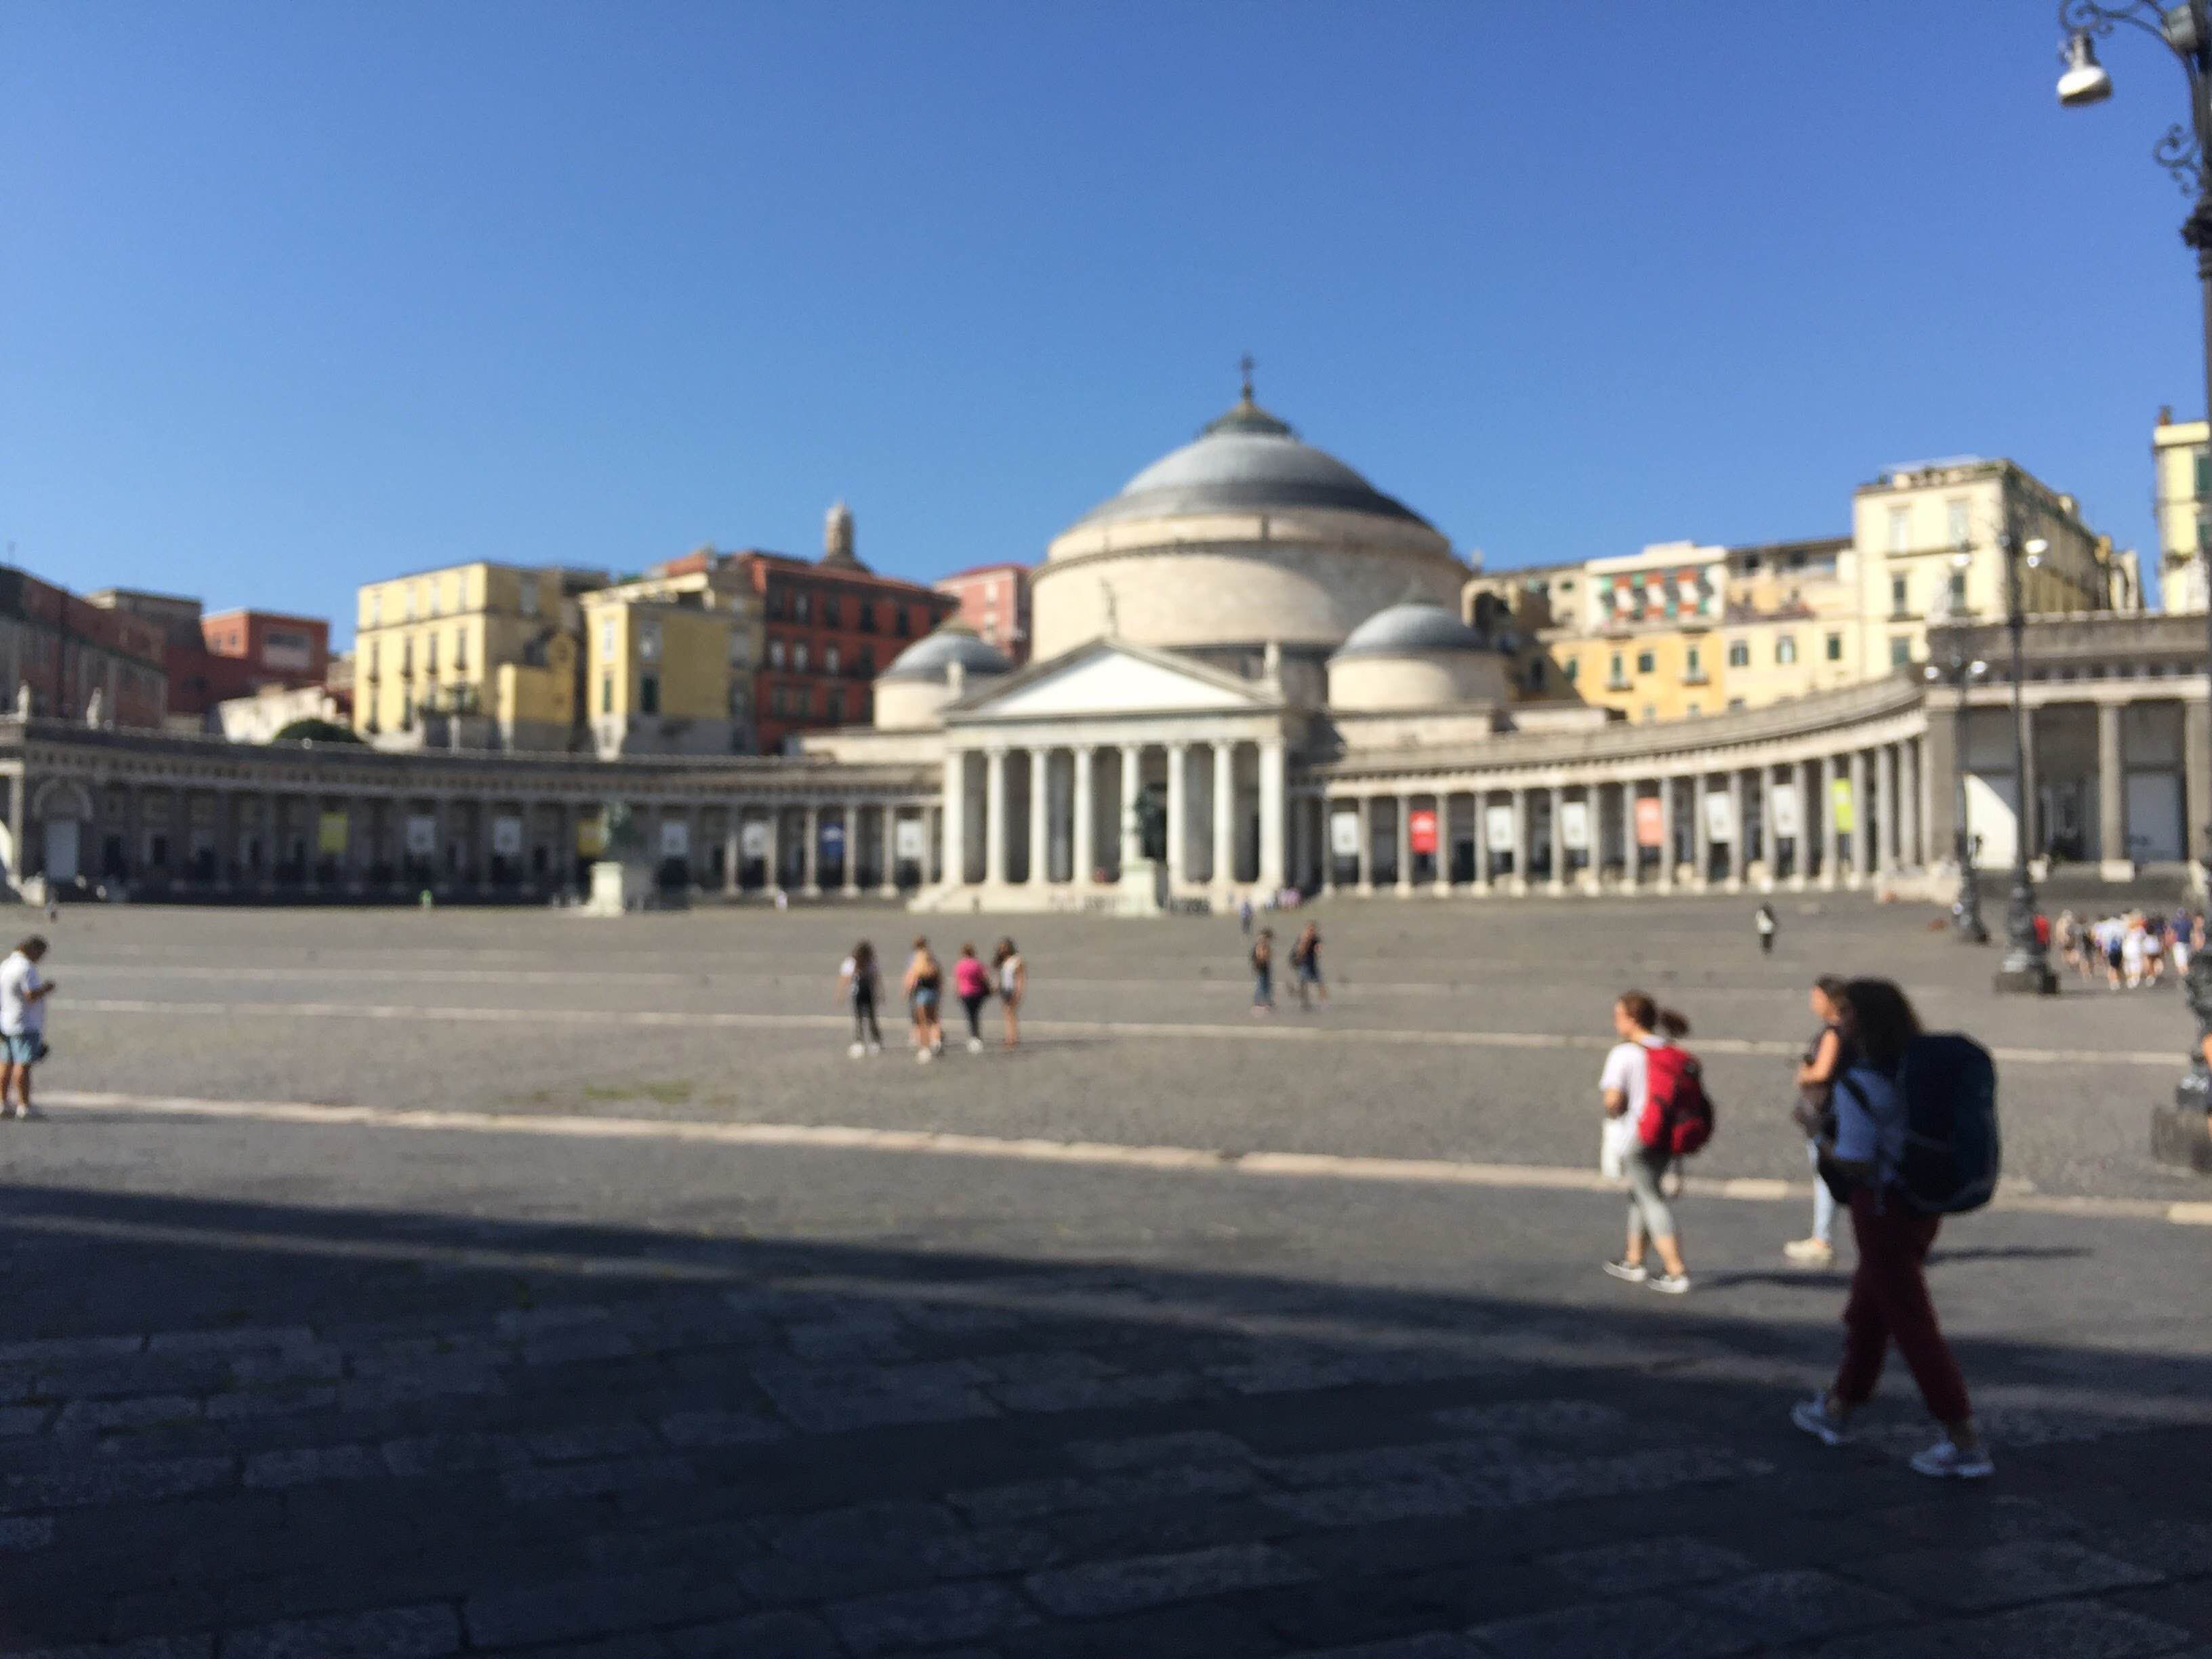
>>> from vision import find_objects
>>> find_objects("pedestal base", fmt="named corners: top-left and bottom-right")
top-left (2152, 1101), bottom-right (2212, 1174)
top-left (1992, 965), bottom-right (2059, 996)
top-left (581, 860), bottom-right (654, 917)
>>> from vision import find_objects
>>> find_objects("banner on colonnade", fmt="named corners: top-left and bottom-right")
top-left (492, 816), bottom-right (523, 857)
top-left (741, 821), bottom-right (771, 858)
top-left (1634, 796), bottom-right (1664, 848)
top-left (317, 812), bottom-right (349, 856)
top-left (1560, 801), bottom-right (1589, 852)
top-left (895, 819), bottom-right (926, 860)
top-left (1330, 813), bottom-right (1359, 858)
top-left (1770, 783), bottom-right (1800, 839)
top-left (1702, 792), bottom-right (1735, 844)
top-left (1408, 808), bottom-right (1437, 855)
top-left (1484, 804), bottom-right (1515, 852)
top-left (1830, 778), bottom-right (1856, 834)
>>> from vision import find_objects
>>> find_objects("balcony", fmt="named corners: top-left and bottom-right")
top-left (1681, 670), bottom-right (1709, 686)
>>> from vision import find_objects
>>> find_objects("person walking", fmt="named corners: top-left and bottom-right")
top-left (1784, 975), bottom-right (1856, 1267)
top-left (838, 941), bottom-right (883, 1057)
top-left (1237, 895), bottom-right (1254, 937)
top-left (1599, 991), bottom-right (1694, 1295)
top-left (2055, 909), bottom-right (2081, 979)
top-left (1790, 977), bottom-right (1991, 1479)
top-left (1250, 927), bottom-right (1275, 1015)
top-left (1290, 922), bottom-right (1326, 1010)
top-left (953, 943), bottom-right (991, 1054)
top-left (1754, 903), bottom-right (1778, 957)
top-left (2122, 912), bottom-right (2148, 990)
top-left (993, 938), bottom-right (1025, 1049)
top-left (0, 936), bottom-right (54, 1121)
top-left (903, 937), bottom-right (945, 1063)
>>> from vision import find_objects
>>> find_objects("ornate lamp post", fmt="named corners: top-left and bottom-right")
top-left (2057, 2), bottom-right (2212, 1154)
top-left (1993, 511), bottom-right (2058, 992)
top-left (1923, 638), bottom-right (1989, 943)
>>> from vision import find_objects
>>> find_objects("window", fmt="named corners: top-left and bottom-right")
top-left (1945, 499), bottom-right (1970, 549)
top-left (424, 634), bottom-right (438, 674)
top-left (639, 674), bottom-right (659, 715)
top-left (1607, 651), bottom-right (1625, 684)
top-left (369, 592), bottom-right (382, 627)
top-left (453, 628), bottom-right (467, 672)
top-left (1891, 575), bottom-right (1909, 615)
top-left (2194, 452), bottom-right (2211, 498)
top-left (429, 581), bottom-right (442, 618)
top-left (855, 647), bottom-right (873, 677)
top-left (769, 640), bottom-right (786, 670)
top-left (727, 631), bottom-right (750, 667)
top-left (639, 624), bottom-right (660, 663)
top-left (794, 593), bottom-right (810, 623)
top-left (1685, 645), bottom-right (1702, 676)
top-left (825, 644), bottom-right (840, 674)
top-left (1528, 659), bottom-right (1547, 691)
top-left (366, 641), bottom-right (379, 676)
top-left (599, 619), bottom-right (615, 660)
top-left (1641, 705), bottom-right (1656, 722)
top-left (826, 691), bottom-right (844, 723)
top-left (895, 608), bottom-right (913, 637)
top-left (600, 674), bottom-right (613, 714)
top-left (822, 596), bottom-right (840, 628)
top-left (1887, 505), bottom-right (1911, 553)
top-left (1826, 632), bottom-right (1843, 661)
top-left (1727, 697), bottom-right (1746, 711)
top-left (1776, 635), bottom-right (1797, 665)
top-left (859, 600), bottom-right (876, 632)
top-left (1949, 569), bottom-right (1968, 609)
top-left (520, 579), bottom-right (539, 619)
top-left (1636, 650), bottom-right (1655, 674)
top-left (794, 643), bottom-right (809, 672)
top-left (1561, 657), bottom-right (1578, 681)
top-left (1890, 636), bottom-right (1911, 668)
top-left (1726, 640), bottom-right (1748, 668)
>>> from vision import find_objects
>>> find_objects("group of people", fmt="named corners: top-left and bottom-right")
top-left (838, 936), bottom-right (1026, 1063)
top-left (1248, 921), bottom-right (1326, 1014)
top-left (2056, 906), bottom-right (2200, 991)
top-left (1596, 974), bottom-right (1992, 1481)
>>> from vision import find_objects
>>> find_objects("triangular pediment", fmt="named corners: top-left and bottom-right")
top-left (957, 640), bottom-right (1267, 720)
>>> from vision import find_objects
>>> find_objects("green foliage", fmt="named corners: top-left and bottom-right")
top-left (270, 717), bottom-right (361, 745)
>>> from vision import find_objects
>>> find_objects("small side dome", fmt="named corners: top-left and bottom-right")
top-left (1332, 602), bottom-right (1492, 659)
top-left (879, 621), bottom-right (1013, 682)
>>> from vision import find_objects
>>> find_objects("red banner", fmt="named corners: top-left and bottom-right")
top-left (1408, 808), bottom-right (1438, 855)
top-left (1634, 796), bottom-right (1664, 849)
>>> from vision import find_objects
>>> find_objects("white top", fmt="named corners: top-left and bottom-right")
top-left (999, 956), bottom-right (1022, 996)
top-left (1599, 1035), bottom-right (1664, 1120)
top-left (0, 951), bottom-right (44, 1036)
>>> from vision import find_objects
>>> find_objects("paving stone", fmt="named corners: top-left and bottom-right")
top-left (1294, 1638), bottom-right (1483, 1659)
top-left (0, 1513), bottom-right (56, 1550)
top-left (1807, 1597), bottom-right (2193, 1658)
top-left (500, 1454), bottom-right (697, 1502)
top-left (0, 1404), bottom-right (52, 1435)
top-left (1428, 1400), bottom-right (1629, 1439)
top-left (222, 1602), bottom-right (462, 1658)
top-left (751, 1360), bottom-right (998, 1433)
top-left (2091, 1519), bottom-right (2212, 1580)
top-left (1851, 1538), bottom-right (2167, 1612)
top-left (662, 1610), bottom-right (843, 1657)
top-left (952, 1461), bottom-right (1254, 1526)
top-left (3, 1456), bottom-right (235, 1512)
top-left (657, 1408), bottom-right (785, 1448)
top-left (243, 1443), bottom-right (382, 1487)
top-left (1263, 1476), bottom-right (1471, 1530)
top-left (0, 1334), bottom-right (146, 1367)
top-left (9, 1641), bottom-right (213, 1659)
top-left (205, 1386), bottom-right (340, 1422)
top-left (1468, 1593), bottom-right (1757, 1659)
top-left (146, 1325), bottom-right (318, 1356)
top-left (1683, 1570), bottom-right (1912, 1645)
top-left (1063, 1429), bottom-right (1253, 1472)
top-left (380, 1430), bottom-right (532, 1476)
top-left (991, 1370), bottom-right (1211, 1414)
top-left (1025, 1541), bottom-right (1313, 1619)
top-left (54, 1395), bottom-right (203, 1434)
top-left (1540, 1537), bottom-right (1759, 1596)
top-left (527, 1421), bottom-right (658, 1461)
top-left (991, 1598), bottom-right (1287, 1658)
top-left (464, 1568), bottom-right (748, 1647)
top-left (824, 1580), bottom-right (1040, 1655)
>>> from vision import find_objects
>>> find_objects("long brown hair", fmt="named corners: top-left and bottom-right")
top-left (1837, 978), bottom-right (1920, 1072)
top-left (1617, 990), bottom-right (1690, 1039)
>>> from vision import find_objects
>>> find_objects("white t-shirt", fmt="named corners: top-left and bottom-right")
top-left (0, 951), bottom-right (44, 1036)
top-left (1599, 1035), bottom-right (1664, 1121)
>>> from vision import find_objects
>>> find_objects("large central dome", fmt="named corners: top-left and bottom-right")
top-left (1030, 385), bottom-right (1464, 665)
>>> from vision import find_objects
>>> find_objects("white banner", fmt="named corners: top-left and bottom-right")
top-left (1703, 791), bottom-right (1736, 844)
top-left (1329, 813), bottom-right (1360, 857)
top-left (741, 821), bottom-right (771, 858)
top-left (660, 820), bottom-right (689, 858)
top-left (1769, 783), bottom-right (1800, 839)
top-left (1560, 800), bottom-right (1590, 852)
top-left (492, 815), bottom-right (523, 857)
top-left (821, 821), bottom-right (844, 854)
top-left (895, 818), bottom-right (926, 860)
top-left (405, 815), bottom-right (436, 857)
top-left (1485, 803), bottom-right (1515, 852)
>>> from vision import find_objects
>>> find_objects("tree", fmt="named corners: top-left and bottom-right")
top-left (270, 718), bottom-right (361, 745)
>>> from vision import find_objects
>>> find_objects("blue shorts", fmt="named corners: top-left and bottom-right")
top-left (2, 1033), bottom-right (41, 1065)
top-left (912, 987), bottom-right (940, 1011)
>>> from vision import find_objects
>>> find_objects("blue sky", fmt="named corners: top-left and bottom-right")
top-left (3, 3), bottom-right (2202, 640)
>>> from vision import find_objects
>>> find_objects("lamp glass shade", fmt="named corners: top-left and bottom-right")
top-left (2058, 33), bottom-right (2114, 106)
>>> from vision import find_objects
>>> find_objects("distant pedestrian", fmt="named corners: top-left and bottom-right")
top-left (0, 935), bottom-right (54, 1121)
top-left (1238, 895), bottom-right (1254, 937)
top-left (1790, 977), bottom-right (1990, 1479)
top-left (838, 940), bottom-right (883, 1058)
top-left (954, 942), bottom-right (991, 1054)
top-left (1250, 928), bottom-right (1275, 1015)
top-left (1290, 922), bottom-right (1326, 1010)
top-left (994, 937), bottom-right (1025, 1049)
top-left (2055, 909), bottom-right (2082, 978)
top-left (1754, 903), bottom-right (1778, 956)
top-left (903, 936), bottom-right (945, 1063)
top-left (1784, 975), bottom-right (1855, 1268)
top-left (1599, 991), bottom-right (1697, 1295)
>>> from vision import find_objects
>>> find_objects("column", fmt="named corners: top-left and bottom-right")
top-left (722, 809), bottom-right (741, 895)
top-left (1473, 792), bottom-right (1492, 893)
top-left (765, 804), bottom-right (785, 892)
top-left (1319, 797), bottom-right (1337, 895)
top-left (1258, 739), bottom-right (1286, 893)
top-left (1656, 777), bottom-right (1675, 892)
top-left (1356, 796), bottom-right (1374, 893)
top-left (1027, 750), bottom-right (1050, 886)
top-left (985, 747), bottom-right (1009, 888)
top-left (1820, 754), bottom-right (1841, 889)
top-left (1723, 770), bottom-right (1744, 888)
top-left (801, 802), bottom-right (821, 895)
top-left (428, 796), bottom-right (449, 888)
top-left (2098, 701), bottom-right (2129, 876)
top-left (1395, 791), bottom-right (1414, 895)
top-left (1071, 745), bottom-right (1095, 886)
top-left (840, 798), bottom-right (861, 895)
top-left (1849, 750), bottom-right (1872, 883)
top-left (1433, 791), bottom-right (1455, 894)
top-left (1211, 740), bottom-right (1235, 889)
top-left (941, 750), bottom-right (966, 888)
top-left (1509, 786), bottom-right (1528, 894)
top-left (1883, 745), bottom-right (1903, 872)
top-left (1164, 742), bottom-right (1189, 889)
top-left (1692, 772), bottom-right (1712, 890)
top-left (1793, 759), bottom-right (1814, 889)
top-left (1547, 784), bottom-right (1565, 895)
top-left (1119, 745), bottom-right (1143, 871)
top-left (554, 800), bottom-right (575, 893)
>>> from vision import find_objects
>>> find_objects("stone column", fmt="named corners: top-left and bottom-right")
top-left (941, 750), bottom-right (966, 888)
top-left (1433, 791), bottom-right (1454, 893)
top-left (878, 804), bottom-right (900, 897)
top-left (1210, 741), bottom-right (1235, 889)
top-left (1258, 740), bottom-right (1286, 894)
top-left (1719, 770), bottom-right (1742, 889)
top-left (1756, 768), bottom-right (1778, 890)
top-left (1164, 741), bottom-right (1189, 890)
top-left (1394, 791), bottom-right (1414, 895)
top-left (722, 809), bottom-right (741, 895)
top-left (1119, 745), bottom-right (1143, 872)
top-left (1817, 754), bottom-right (1840, 888)
top-left (1027, 751), bottom-right (1050, 886)
top-left (1355, 796), bottom-right (1374, 893)
top-left (985, 748), bottom-right (1009, 888)
top-left (1792, 759), bottom-right (1814, 889)
top-left (1692, 773), bottom-right (1712, 890)
top-left (765, 804), bottom-right (785, 892)
top-left (841, 798), bottom-right (862, 895)
top-left (1071, 745), bottom-right (1095, 886)
top-left (801, 802), bottom-right (821, 895)
top-left (1885, 745), bottom-right (1904, 872)
top-left (1503, 787), bottom-right (1525, 895)
top-left (2098, 701), bottom-right (2129, 876)
top-left (1656, 777), bottom-right (1675, 892)
top-left (1547, 784), bottom-right (1566, 895)
top-left (428, 796), bottom-right (449, 889)
top-left (1471, 792), bottom-right (1492, 893)
top-left (1849, 750), bottom-right (1872, 884)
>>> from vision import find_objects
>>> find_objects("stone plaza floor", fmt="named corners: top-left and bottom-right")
top-left (1, 895), bottom-right (2209, 1657)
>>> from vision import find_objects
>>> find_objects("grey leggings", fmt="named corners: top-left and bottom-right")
top-left (1624, 1147), bottom-right (1678, 1246)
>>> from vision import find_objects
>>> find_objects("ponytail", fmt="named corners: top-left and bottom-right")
top-left (1618, 991), bottom-right (1688, 1040)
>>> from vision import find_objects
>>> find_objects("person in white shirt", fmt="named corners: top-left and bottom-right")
top-left (1598, 989), bottom-right (1694, 1294)
top-left (0, 936), bottom-right (55, 1121)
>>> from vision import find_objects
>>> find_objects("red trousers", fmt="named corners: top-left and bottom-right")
top-left (1832, 1187), bottom-right (1972, 1424)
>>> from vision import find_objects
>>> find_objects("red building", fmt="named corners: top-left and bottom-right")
top-left (933, 561), bottom-right (1031, 665)
top-left (91, 590), bottom-right (331, 728)
top-left (1, 569), bottom-right (168, 727)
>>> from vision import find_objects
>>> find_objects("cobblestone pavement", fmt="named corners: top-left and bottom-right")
top-left (2, 899), bottom-right (2209, 1656)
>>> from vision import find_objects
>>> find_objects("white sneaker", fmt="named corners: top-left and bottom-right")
top-left (1647, 1273), bottom-right (1692, 1296)
top-left (867, 1042), bottom-right (882, 1056)
top-left (916, 1048), bottom-right (933, 1065)
top-left (1909, 1438), bottom-right (1994, 1479)
top-left (1601, 1258), bottom-right (1648, 1284)
top-left (847, 1042), bottom-right (865, 1059)
top-left (1783, 1237), bottom-right (1835, 1267)
top-left (966, 1037), bottom-right (983, 1054)
top-left (1791, 1395), bottom-right (1851, 1447)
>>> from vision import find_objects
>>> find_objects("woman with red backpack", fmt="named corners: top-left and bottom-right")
top-left (1598, 990), bottom-right (1696, 1296)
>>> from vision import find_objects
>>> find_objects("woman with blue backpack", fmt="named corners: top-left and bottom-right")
top-left (1792, 977), bottom-right (1992, 1479)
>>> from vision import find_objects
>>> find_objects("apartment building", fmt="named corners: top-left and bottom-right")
top-left (934, 562), bottom-right (1031, 665)
top-left (2154, 406), bottom-right (2209, 612)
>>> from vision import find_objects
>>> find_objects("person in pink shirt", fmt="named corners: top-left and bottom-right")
top-left (953, 943), bottom-right (992, 1054)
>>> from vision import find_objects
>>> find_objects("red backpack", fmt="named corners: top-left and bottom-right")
top-left (1637, 1043), bottom-right (1715, 1157)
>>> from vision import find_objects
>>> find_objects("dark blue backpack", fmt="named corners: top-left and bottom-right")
top-left (1895, 1033), bottom-right (2001, 1214)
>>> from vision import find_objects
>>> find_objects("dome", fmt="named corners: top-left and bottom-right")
top-left (1332, 602), bottom-right (1492, 659)
top-left (880, 622), bottom-right (1013, 683)
top-left (1067, 395), bottom-right (1433, 532)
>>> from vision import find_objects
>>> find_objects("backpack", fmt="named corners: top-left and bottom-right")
top-left (1893, 1033), bottom-right (2001, 1214)
top-left (1636, 1044), bottom-right (1715, 1157)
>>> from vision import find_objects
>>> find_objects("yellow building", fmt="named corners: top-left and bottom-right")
top-left (581, 577), bottom-right (758, 758)
top-left (1713, 536), bottom-right (1862, 710)
top-left (2154, 407), bottom-right (2209, 612)
top-left (354, 562), bottom-right (605, 751)
top-left (1551, 543), bottom-right (1727, 723)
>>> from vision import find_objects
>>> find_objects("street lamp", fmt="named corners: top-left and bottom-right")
top-left (1994, 518), bottom-right (2059, 993)
top-left (1925, 640), bottom-right (1990, 943)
